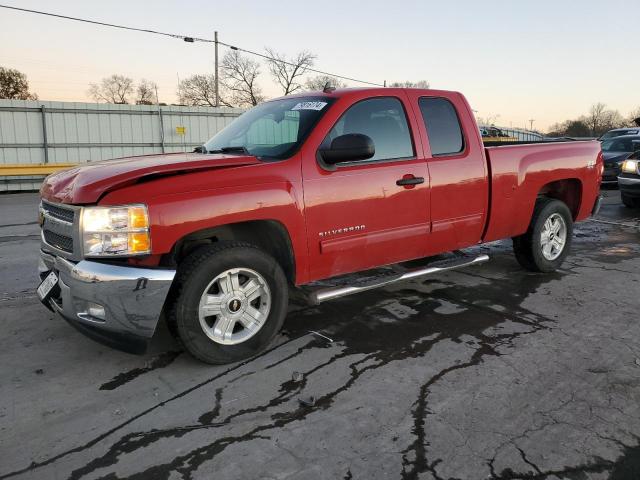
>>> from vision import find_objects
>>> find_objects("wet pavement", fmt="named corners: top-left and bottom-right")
top-left (1, 190), bottom-right (639, 479)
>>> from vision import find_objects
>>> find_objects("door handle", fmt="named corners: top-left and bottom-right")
top-left (396, 176), bottom-right (425, 186)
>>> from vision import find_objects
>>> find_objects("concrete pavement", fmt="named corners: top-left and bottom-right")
top-left (0, 190), bottom-right (639, 479)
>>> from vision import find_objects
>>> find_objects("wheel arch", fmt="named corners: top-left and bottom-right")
top-left (537, 178), bottom-right (583, 220)
top-left (167, 219), bottom-right (297, 284)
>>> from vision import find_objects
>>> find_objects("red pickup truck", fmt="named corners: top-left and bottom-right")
top-left (37, 87), bottom-right (603, 364)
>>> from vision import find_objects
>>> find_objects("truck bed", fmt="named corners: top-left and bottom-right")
top-left (482, 139), bottom-right (585, 147)
top-left (482, 140), bottom-right (602, 242)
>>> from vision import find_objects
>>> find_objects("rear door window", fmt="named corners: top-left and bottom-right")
top-left (419, 97), bottom-right (464, 156)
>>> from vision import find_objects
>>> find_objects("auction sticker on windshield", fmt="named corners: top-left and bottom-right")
top-left (292, 101), bottom-right (327, 111)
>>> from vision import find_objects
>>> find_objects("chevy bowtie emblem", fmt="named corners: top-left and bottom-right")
top-left (229, 299), bottom-right (241, 312)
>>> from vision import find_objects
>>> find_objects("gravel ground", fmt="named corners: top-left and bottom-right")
top-left (0, 189), bottom-right (639, 480)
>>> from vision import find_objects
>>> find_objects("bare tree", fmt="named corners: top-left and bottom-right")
top-left (584, 103), bottom-right (606, 136)
top-left (626, 107), bottom-right (640, 127)
top-left (584, 103), bottom-right (623, 136)
top-left (0, 67), bottom-right (38, 100)
top-left (476, 113), bottom-right (500, 126)
top-left (547, 120), bottom-right (591, 138)
top-left (305, 74), bottom-right (346, 91)
top-left (221, 50), bottom-right (264, 106)
top-left (177, 74), bottom-right (231, 107)
top-left (135, 79), bottom-right (158, 105)
top-left (547, 103), bottom-right (625, 138)
top-left (265, 48), bottom-right (316, 95)
top-left (88, 74), bottom-right (134, 104)
top-left (389, 80), bottom-right (430, 89)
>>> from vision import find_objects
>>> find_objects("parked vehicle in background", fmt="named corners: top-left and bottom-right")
top-left (599, 128), bottom-right (640, 141)
top-left (37, 87), bottom-right (603, 364)
top-left (479, 126), bottom-right (518, 142)
top-left (619, 153), bottom-right (640, 207)
top-left (600, 135), bottom-right (640, 184)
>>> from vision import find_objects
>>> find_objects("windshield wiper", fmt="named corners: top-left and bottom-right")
top-left (207, 146), bottom-right (250, 155)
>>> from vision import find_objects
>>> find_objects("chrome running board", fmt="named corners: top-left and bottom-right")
top-left (308, 254), bottom-right (489, 305)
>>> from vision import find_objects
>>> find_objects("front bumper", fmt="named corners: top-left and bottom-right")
top-left (618, 175), bottom-right (640, 198)
top-left (602, 169), bottom-right (620, 184)
top-left (39, 250), bottom-right (175, 353)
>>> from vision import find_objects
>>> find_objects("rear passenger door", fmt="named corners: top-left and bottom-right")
top-left (405, 91), bottom-right (488, 252)
top-left (301, 93), bottom-right (430, 281)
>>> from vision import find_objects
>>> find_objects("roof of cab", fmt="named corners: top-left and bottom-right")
top-left (267, 87), bottom-right (459, 102)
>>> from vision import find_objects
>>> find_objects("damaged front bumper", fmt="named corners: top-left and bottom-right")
top-left (39, 249), bottom-right (175, 353)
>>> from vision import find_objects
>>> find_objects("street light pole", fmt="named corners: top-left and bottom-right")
top-left (214, 31), bottom-right (219, 107)
top-left (528, 119), bottom-right (535, 131)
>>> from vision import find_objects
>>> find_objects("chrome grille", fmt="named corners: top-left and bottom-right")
top-left (42, 202), bottom-right (75, 224)
top-left (41, 200), bottom-right (80, 259)
top-left (43, 230), bottom-right (73, 253)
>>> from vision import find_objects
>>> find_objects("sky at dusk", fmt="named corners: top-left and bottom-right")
top-left (1, 0), bottom-right (637, 131)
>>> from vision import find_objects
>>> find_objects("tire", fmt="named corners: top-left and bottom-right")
top-left (168, 242), bottom-right (288, 364)
top-left (512, 198), bottom-right (573, 273)
top-left (621, 193), bottom-right (639, 208)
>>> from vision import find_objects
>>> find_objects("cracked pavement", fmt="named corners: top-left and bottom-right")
top-left (1, 190), bottom-right (639, 479)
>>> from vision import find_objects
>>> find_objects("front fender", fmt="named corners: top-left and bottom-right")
top-left (103, 181), bottom-right (310, 284)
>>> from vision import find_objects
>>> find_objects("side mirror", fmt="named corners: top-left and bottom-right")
top-left (319, 134), bottom-right (375, 165)
top-left (193, 145), bottom-right (207, 153)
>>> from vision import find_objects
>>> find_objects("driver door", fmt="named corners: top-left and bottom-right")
top-left (301, 93), bottom-right (430, 281)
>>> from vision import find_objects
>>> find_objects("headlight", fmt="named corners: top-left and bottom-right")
top-left (81, 204), bottom-right (151, 256)
top-left (622, 160), bottom-right (639, 174)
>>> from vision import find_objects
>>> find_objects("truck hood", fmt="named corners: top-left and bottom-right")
top-left (40, 152), bottom-right (261, 204)
top-left (602, 151), bottom-right (632, 162)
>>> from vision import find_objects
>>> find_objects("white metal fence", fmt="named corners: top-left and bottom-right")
top-left (0, 99), bottom-right (244, 191)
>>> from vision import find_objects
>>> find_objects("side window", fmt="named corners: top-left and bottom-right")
top-left (419, 97), bottom-right (464, 156)
top-left (322, 97), bottom-right (414, 162)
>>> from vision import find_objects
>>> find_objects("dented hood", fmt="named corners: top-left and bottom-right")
top-left (40, 152), bottom-right (261, 204)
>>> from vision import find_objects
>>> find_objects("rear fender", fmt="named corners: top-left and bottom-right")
top-left (483, 141), bottom-right (600, 242)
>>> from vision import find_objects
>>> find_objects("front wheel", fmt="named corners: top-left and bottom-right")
top-left (513, 198), bottom-right (573, 273)
top-left (168, 242), bottom-right (289, 364)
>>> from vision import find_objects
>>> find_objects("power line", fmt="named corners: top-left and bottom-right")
top-left (0, 3), bottom-right (384, 87)
top-left (0, 4), bottom-right (204, 41)
top-left (217, 42), bottom-right (382, 86)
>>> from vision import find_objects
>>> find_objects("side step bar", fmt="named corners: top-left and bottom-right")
top-left (308, 254), bottom-right (489, 305)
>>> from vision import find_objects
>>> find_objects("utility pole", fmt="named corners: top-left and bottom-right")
top-left (528, 119), bottom-right (535, 131)
top-left (155, 84), bottom-right (165, 153)
top-left (214, 31), bottom-right (219, 107)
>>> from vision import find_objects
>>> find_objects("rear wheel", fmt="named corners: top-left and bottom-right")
top-left (622, 193), bottom-right (640, 208)
top-left (168, 242), bottom-right (288, 364)
top-left (513, 198), bottom-right (573, 272)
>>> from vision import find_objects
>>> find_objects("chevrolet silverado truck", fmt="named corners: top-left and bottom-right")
top-left (37, 87), bottom-right (603, 364)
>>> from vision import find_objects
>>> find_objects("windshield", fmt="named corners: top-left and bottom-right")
top-left (601, 130), bottom-right (638, 140)
top-left (601, 137), bottom-right (637, 152)
top-left (204, 97), bottom-right (335, 160)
